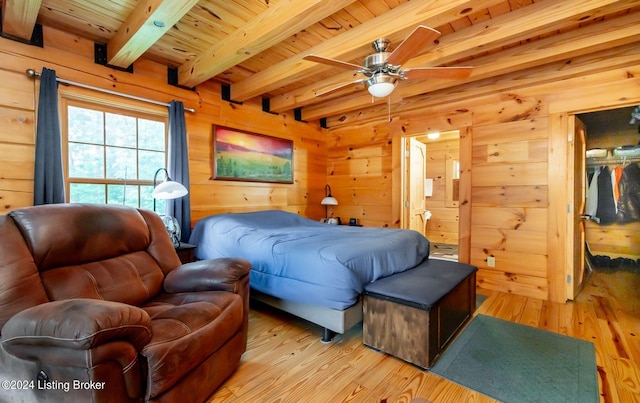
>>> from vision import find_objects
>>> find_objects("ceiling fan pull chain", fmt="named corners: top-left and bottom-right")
top-left (388, 96), bottom-right (391, 122)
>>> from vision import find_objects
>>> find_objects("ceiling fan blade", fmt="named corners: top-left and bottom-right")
top-left (303, 54), bottom-right (364, 71)
top-left (402, 66), bottom-right (473, 80)
top-left (314, 78), bottom-right (368, 97)
top-left (386, 26), bottom-right (441, 67)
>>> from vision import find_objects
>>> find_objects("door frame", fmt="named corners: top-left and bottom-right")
top-left (398, 127), bottom-right (472, 264)
top-left (562, 102), bottom-right (638, 301)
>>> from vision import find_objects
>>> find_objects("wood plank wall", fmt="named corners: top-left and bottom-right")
top-left (0, 69), bottom-right (35, 210)
top-left (470, 118), bottom-right (550, 300)
top-left (0, 26), bottom-right (327, 224)
top-left (326, 126), bottom-right (395, 228)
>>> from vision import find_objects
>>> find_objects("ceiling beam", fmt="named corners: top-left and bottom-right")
top-left (107, 0), bottom-right (199, 68)
top-left (178, 0), bottom-right (356, 89)
top-left (325, 42), bottom-right (640, 129)
top-left (394, 0), bottom-right (640, 68)
top-left (269, 70), bottom-right (364, 113)
top-left (228, 0), bottom-right (506, 102)
top-left (398, 10), bottom-right (640, 98)
top-left (1, 0), bottom-right (42, 40)
top-left (300, 0), bottom-right (631, 121)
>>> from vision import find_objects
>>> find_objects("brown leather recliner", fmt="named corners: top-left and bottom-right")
top-left (0, 203), bottom-right (251, 402)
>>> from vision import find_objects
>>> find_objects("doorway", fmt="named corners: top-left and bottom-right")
top-left (565, 105), bottom-right (640, 301)
top-left (576, 106), bottom-right (640, 277)
top-left (403, 131), bottom-right (461, 261)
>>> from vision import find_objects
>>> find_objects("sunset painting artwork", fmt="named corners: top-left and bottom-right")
top-left (213, 126), bottom-right (293, 183)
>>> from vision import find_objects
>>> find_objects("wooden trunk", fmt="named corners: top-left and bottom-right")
top-left (363, 271), bottom-right (476, 369)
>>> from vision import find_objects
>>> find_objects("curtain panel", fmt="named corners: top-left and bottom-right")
top-left (167, 100), bottom-right (192, 242)
top-left (33, 67), bottom-right (65, 205)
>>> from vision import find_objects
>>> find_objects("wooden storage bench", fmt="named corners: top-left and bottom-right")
top-left (363, 259), bottom-right (477, 369)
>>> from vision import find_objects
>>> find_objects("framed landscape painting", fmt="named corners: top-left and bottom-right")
top-left (213, 126), bottom-right (294, 183)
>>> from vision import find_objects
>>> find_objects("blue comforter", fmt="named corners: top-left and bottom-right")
top-left (189, 210), bottom-right (429, 309)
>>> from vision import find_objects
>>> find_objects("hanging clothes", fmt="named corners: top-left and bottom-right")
top-left (612, 165), bottom-right (623, 213)
top-left (585, 167), bottom-right (600, 219)
top-left (616, 163), bottom-right (640, 223)
top-left (596, 166), bottom-right (617, 224)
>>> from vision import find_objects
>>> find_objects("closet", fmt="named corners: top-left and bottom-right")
top-left (579, 106), bottom-right (640, 270)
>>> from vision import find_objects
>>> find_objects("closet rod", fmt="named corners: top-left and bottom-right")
top-left (25, 69), bottom-right (195, 113)
top-left (587, 156), bottom-right (640, 166)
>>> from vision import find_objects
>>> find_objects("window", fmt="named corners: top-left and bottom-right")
top-left (63, 102), bottom-right (167, 213)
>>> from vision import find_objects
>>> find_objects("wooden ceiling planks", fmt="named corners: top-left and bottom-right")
top-left (1, 0), bottom-right (637, 128)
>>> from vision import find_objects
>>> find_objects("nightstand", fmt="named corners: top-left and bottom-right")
top-left (175, 242), bottom-right (196, 264)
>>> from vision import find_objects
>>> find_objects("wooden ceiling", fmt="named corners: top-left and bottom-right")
top-left (2, 0), bottom-right (639, 129)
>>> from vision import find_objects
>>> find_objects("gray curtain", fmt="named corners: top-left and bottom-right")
top-left (167, 100), bottom-right (191, 242)
top-left (34, 67), bottom-right (65, 205)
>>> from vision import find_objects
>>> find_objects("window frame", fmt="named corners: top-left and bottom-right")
top-left (60, 90), bottom-right (169, 210)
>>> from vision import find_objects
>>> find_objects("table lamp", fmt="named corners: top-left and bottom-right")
top-left (153, 168), bottom-right (188, 247)
top-left (320, 184), bottom-right (338, 221)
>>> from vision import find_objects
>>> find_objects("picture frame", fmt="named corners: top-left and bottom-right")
top-left (212, 125), bottom-right (294, 184)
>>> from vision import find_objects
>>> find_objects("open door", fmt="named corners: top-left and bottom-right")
top-left (406, 137), bottom-right (426, 234)
top-left (567, 116), bottom-right (587, 300)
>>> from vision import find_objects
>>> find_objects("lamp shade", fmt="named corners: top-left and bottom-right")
top-left (152, 180), bottom-right (188, 200)
top-left (152, 167), bottom-right (189, 201)
top-left (321, 196), bottom-right (338, 206)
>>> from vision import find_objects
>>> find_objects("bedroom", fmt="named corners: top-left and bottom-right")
top-left (0, 0), bottom-right (639, 401)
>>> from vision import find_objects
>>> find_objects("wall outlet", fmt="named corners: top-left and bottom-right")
top-left (487, 256), bottom-right (496, 267)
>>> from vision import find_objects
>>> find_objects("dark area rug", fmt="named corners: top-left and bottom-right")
top-left (430, 314), bottom-right (599, 403)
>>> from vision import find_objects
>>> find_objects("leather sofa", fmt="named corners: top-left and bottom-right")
top-left (0, 203), bottom-right (251, 402)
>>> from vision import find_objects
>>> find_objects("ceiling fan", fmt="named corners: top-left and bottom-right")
top-left (304, 26), bottom-right (473, 98)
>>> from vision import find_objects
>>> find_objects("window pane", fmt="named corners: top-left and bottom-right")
top-left (66, 104), bottom-right (166, 211)
top-left (69, 183), bottom-right (106, 204)
top-left (106, 113), bottom-right (136, 147)
top-left (68, 106), bottom-right (103, 144)
top-left (141, 185), bottom-right (166, 213)
top-left (106, 146), bottom-right (137, 180)
top-left (139, 119), bottom-right (165, 151)
top-left (107, 184), bottom-right (139, 207)
top-left (154, 198), bottom-right (167, 214)
top-left (140, 185), bottom-right (156, 211)
top-left (139, 150), bottom-right (165, 180)
top-left (69, 143), bottom-right (104, 178)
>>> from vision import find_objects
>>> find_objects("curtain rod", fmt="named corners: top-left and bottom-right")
top-left (25, 69), bottom-right (195, 113)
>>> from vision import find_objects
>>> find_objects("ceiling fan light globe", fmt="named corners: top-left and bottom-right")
top-left (366, 73), bottom-right (396, 97)
top-left (368, 82), bottom-right (395, 97)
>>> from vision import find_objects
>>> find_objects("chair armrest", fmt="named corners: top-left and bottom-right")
top-left (164, 258), bottom-right (251, 294)
top-left (1, 299), bottom-right (152, 355)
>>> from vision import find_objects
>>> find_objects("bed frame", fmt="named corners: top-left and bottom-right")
top-left (251, 290), bottom-right (363, 342)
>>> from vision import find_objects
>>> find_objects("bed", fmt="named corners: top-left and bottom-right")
top-left (189, 210), bottom-right (430, 340)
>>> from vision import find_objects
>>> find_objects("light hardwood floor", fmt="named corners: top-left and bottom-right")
top-left (209, 270), bottom-right (640, 402)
